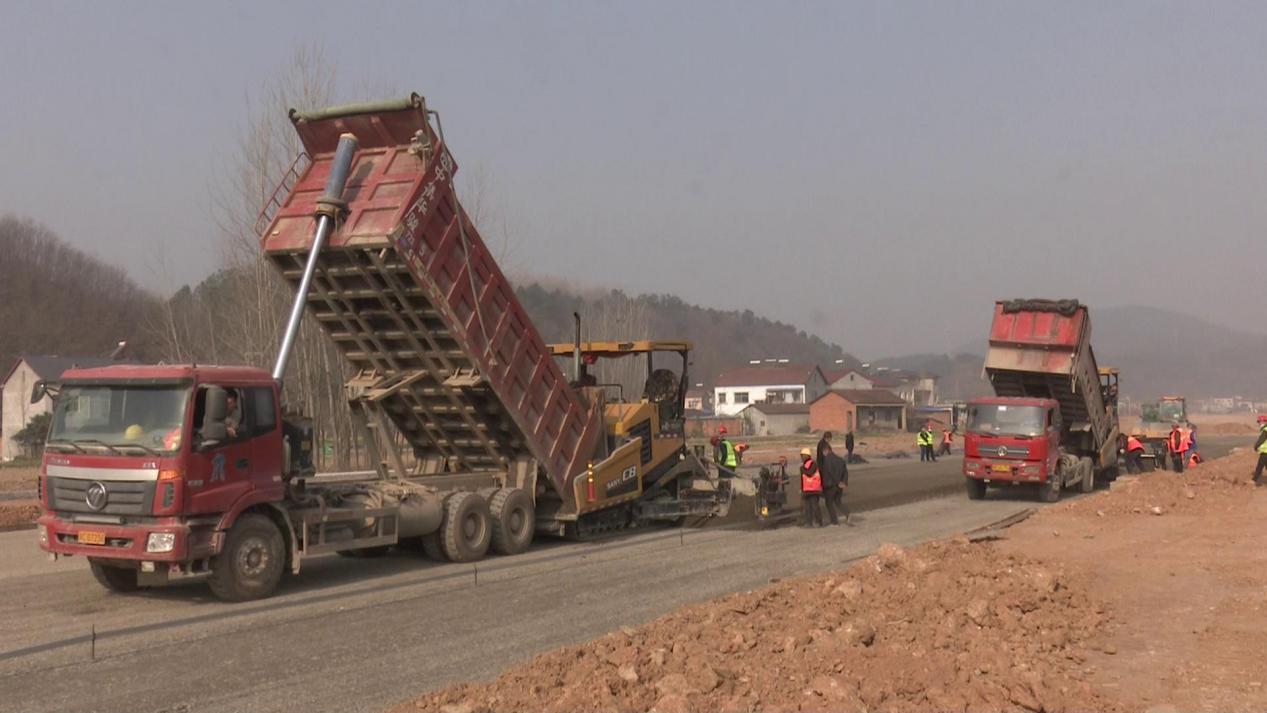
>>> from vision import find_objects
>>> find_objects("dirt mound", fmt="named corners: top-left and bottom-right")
top-left (1043, 450), bottom-right (1257, 519)
top-left (401, 540), bottom-right (1113, 713)
top-left (0, 500), bottom-right (39, 531)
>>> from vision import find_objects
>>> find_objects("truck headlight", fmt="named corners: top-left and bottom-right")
top-left (146, 533), bottom-right (176, 553)
top-left (39, 527), bottom-right (48, 545)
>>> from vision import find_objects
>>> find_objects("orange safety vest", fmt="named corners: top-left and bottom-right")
top-left (1126, 436), bottom-right (1145, 452)
top-left (942, 430), bottom-right (953, 445)
top-left (1168, 430), bottom-right (1183, 454)
top-left (1179, 430), bottom-right (1192, 451)
top-left (801, 460), bottom-right (823, 494)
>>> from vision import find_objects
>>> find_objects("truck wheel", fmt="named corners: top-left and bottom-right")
top-left (89, 559), bottom-right (140, 593)
top-left (208, 514), bottom-right (285, 602)
top-left (1079, 457), bottom-right (1095, 493)
top-left (440, 492), bottom-right (492, 563)
top-left (1040, 467), bottom-right (1063, 503)
top-left (489, 488), bottom-right (535, 555)
top-left (965, 477), bottom-right (987, 500)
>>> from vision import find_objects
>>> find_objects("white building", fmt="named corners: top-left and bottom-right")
top-left (2, 356), bottom-right (120, 461)
top-left (712, 365), bottom-right (829, 417)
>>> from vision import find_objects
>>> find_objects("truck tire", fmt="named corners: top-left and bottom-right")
top-left (207, 514), bottom-right (285, 602)
top-left (965, 477), bottom-right (987, 500)
top-left (440, 492), bottom-right (492, 563)
top-left (489, 488), bottom-right (535, 555)
top-left (1040, 463), bottom-right (1064, 503)
top-left (89, 559), bottom-right (140, 593)
top-left (1079, 457), bottom-right (1095, 493)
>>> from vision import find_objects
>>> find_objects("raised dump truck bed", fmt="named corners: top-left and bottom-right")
top-left (984, 299), bottom-right (1113, 448)
top-left (259, 95), bottom-right (600, 510)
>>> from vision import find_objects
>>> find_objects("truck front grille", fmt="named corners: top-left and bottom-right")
top-left (48, 477), bottom-right (155, 517)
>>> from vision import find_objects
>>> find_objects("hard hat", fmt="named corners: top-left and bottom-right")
top-left (1258, 415), bottom-right (1267, 424)
top-left (799, 448), bottom-right (812, 458)
top-left (124, 424), bottom-right (144, 441)
top-left (718, 426), bottom-right (728, 435)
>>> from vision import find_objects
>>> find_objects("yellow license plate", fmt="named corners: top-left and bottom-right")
top-left (991, 464), bottom-right (1012, 473)
top-left (78, 531), bottom-right (106, 546)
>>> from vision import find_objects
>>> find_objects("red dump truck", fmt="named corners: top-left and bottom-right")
top-left (34, 94), bottom-right (730, 600)
top-left (962, 300), bottom-right (1120, 502)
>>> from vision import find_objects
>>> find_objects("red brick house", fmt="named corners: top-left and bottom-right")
top-left (809, 389), bottom-right (907, 433)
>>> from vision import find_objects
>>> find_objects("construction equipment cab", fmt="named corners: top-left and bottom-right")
top-left (547, 339), bottom-right (729, 535)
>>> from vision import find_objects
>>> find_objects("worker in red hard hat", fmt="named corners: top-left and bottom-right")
top-left (713, 431), bottom-right (738, 477)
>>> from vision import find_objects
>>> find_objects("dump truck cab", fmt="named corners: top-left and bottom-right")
top-left (962, 397), bottom-right (1062, 487)
top-left (35, 364), bottom-right (299, 578)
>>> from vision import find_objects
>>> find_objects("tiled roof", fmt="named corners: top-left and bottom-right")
top-left (744, 402), bottom-right (810, 415)
top-left (817, 388), bottom-right (907, 406)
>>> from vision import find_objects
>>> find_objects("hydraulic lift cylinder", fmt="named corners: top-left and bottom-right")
top-left (272, 133), bottom-right (359, 382)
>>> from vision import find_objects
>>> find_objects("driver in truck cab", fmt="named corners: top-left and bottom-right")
top-left (224, 389), bottom-right (242, 439)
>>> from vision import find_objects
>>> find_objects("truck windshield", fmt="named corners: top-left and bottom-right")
top-left (967, 404), bottom-right (1046, 438)
top-left (47, 385), bottom-right (190, 455)
top-left (1141, 400), bottom-right (1185, 423)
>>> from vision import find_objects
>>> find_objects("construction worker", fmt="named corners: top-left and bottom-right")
top-left (938, 428), bottom-right (954, 457)
top-left (844, 431), bottom-right (855, 462)
top-left (799, 448), bottom-right (824, 527)
top-left (1253, 416), bottom-right (1267, 485)
top-left (712, 432), bottom-right (739, 476)
top-left (917, 425), bottom-right (935, 462)
top-left (1185, 423), bottom-right (1198, 467)
top-left (1167, 423), bottom-right (1185, 474)
top-left (1124, 435), bottom-right (1147, 474)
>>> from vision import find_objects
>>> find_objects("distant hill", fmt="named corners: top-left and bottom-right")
top-left (891, 305), bottom-right (1267, 401)
top-left (0, 215), bottom-right (159, 375)
top-left (515, 282), bottom-right (860, 387)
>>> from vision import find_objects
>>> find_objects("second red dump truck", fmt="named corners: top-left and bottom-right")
top-left (963, 299), bottom-right (1121, 502)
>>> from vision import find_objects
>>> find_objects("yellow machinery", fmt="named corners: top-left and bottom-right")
top-left (545, 338), bottom-right (731, 537)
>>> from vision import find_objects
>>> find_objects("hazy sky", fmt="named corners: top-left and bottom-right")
top-left (2, 1), bottom-right (1265, 356)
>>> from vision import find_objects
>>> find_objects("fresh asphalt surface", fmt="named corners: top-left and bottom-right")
top-left (0, 438), bottom-right (1243, 713)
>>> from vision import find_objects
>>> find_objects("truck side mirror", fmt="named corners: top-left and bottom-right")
top-left (30, 381), bottom-right (48, 404)
top-left (199, 386), bottom-right (228, 448)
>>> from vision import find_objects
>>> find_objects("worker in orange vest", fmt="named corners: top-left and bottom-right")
top-left (1167, 424), bottom-right (1186, 474)
top-left (799, 448), bottom-right (824, 528)
top-left (938, 428), bottom-right (954, 456)
top-left (1124, 435), bottom-right (1146, 474)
